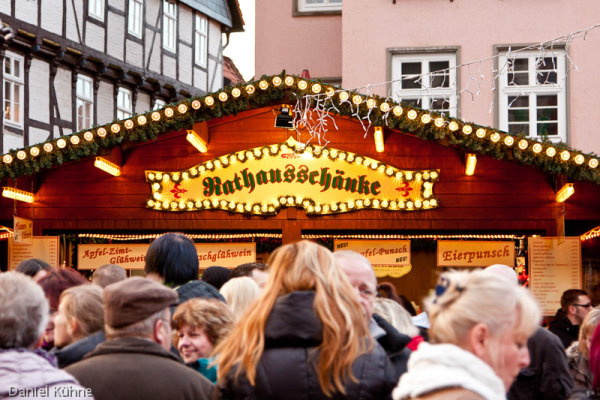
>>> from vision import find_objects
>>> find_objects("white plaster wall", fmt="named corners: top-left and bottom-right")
top-left (41, 0), bottom-right (64, 35)
top-left (208, 20), bottom-right (221, 58)
top-left (3, 130), bottom-right (23, 152)
top-left (178, 44), bottom-right (192, 86)
top-left (162, 54), bottom-right (177, 80)
top-left (85, 22), bottom-right (106, 52)
top-left (179, 4), bottom-right (193, 44)
top-left (65, 0), bottom-right (84, 43)
top-left (29, 127), bottom-right (50, 144)
top-left (208, 58), bottom-right (222, 92)
top-left (109, 0), bottom-right (125, 9)
top-left (97, 81), bottom-right (114, 124)
top-left (194, 67), bottom-right (207, 92)
top-left (0, 1), bottom-right (11, 15)
top-left (145, 28), bottom-right (161, 73)
top-left (15, 0), bottom-right (38, 26)
top-left (107, 12), bottom-right (125, 60)
top-left (135, 92), bottom-right (151, 114)
top-left (54, 126), bottom-right (71, 137)
top-left (126, 39), bottom-right (144, 68)
top-left (28, 59), bottom-right (50, 124)
top-left (54, 67), bottom-right (72, 123)
top-left (145, 0), bottom-right (160, 25)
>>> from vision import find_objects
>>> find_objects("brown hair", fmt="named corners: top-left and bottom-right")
top-left (38, 267), bottom-right (90, 311)
top-left (214, 240), bottom-right (371, 396)
top-left (172, 298), bottom-right (234, 349)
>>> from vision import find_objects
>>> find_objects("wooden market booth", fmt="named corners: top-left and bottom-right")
top-left (1, 74), bottom-right (600, 310)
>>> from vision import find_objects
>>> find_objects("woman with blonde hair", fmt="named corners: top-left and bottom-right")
top-left (213, 240), bottom-right (396, 399)
top-left (172, 298), bottom-right (234, 383)
top-left (219, 276), bottom-right (261, 322)
top-left (568, 308), bottom-right (600, 391)
top-left (393, 269), bottom-right (541, 400)
top-left (53, 284), bottom-right (105, 368)
top-left (374, 298), bottom-right (424, 350)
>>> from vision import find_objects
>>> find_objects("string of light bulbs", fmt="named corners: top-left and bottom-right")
top-left (293, 22), bottom-right (600, 146)
top-left (78, 233), bottom-right (282, 241)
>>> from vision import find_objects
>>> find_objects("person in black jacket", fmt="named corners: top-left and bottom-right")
top-left (213, 240), bottom-right (397, 400)
top-left (550, 289), bottom-right (592, 349)
top-left (335, 250), bottom-right (412, 379)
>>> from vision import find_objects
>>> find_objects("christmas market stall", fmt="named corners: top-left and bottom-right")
top-left (1, 73), bottom-right (600, 312)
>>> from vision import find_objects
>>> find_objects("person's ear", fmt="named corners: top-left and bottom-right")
top-left (68, 318), bottom-right (81, 338)
top-left (153, 318), bottom-right (169, 347)
top-left (467, 322), bottom-right (490, 359)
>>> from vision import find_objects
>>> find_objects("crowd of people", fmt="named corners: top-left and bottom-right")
top-left (1, 234), bottom-right (599, 400)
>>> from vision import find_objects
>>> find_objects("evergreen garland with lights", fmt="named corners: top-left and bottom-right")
top-left (1, 71), bottom-right (598, 184)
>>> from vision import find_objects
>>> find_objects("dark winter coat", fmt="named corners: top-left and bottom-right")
top-left (550, 308), bottom-right (580, 349)
top-left (508, 327), bottom-right (574, 400)
top-left (213, 291), bottom-right (397, 400)
top-left (173, 280), bottom-right (225, 313)
top-left (52, 331), bottom-right (105, 369)
top-left (567, 341), bottom-right (593, 391)
top-left (373, 313), bottom-right (412, 380)
top-left (66, 337), bottom-right (213, 400)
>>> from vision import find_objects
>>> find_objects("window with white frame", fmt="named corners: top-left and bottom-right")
top-left (163, 0), bottom-right (177, 52)
top-left (498, 49), bottom-right (567, 142)
top-left (153, 99), bottom-right (166, 110)
top-left (117, 88), bottom-right (133, 120)
top-left (3, 52), bottom-right (24, 128)
top-left (298, 0), bottom-right (342, 12)
top-left (89, 0), bottom-right (105, 21)
top-left (128, 0), bottom-right (144, 38)
top-left (195, 14), bottom-right (208, 67)
top-left (76, 75), bottom-right (94, 131)
top-left (391, 53), bottom-right (457, 117)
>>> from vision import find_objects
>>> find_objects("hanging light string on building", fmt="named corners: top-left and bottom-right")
top-left (79, 233), bottom-right (282, 241)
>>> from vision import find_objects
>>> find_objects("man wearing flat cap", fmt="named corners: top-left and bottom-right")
top-left (66, 277), bottom-right (213, 400)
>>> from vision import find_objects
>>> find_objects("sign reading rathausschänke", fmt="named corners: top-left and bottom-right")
top-left (146, 137), bottom-right (440, 216)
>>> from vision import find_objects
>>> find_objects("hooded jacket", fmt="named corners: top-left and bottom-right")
top-left (567, 341), bottom-right (593, 391)
top-left (392, 342), bottom-right (505, 400)
top-left (373, 314), bottom-right (412, 379)
top-left (550, 309), bottom-right (580, 349)
top-left (66, 337), bottom-right (213, 400)
top-left (213, 291), bottom-right (397, 400)
top-left (0, 350), bottom-right (92, 399)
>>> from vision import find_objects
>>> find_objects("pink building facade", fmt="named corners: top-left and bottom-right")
top-left (256, 0), bottom-right (600, 154)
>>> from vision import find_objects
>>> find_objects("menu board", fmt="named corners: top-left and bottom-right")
top-left (8, 236), bottom-right (60, 270)
top-left (529, 237), bottom-right (581, 315)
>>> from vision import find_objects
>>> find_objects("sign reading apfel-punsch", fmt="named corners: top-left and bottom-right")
top-left (437, 240), bottom-right (515, 267)
top-left (146, 137), bottom-right (439, 215)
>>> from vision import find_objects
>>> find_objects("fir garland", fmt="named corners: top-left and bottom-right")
top-left (1, 71), bottom-right (598, 184)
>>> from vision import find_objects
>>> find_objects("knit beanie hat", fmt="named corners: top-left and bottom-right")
top-left (201, 266), bottom-right (231, 290)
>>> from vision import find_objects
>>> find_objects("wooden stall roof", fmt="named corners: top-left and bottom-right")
top-left (1, 74), bottom-right (599, 236)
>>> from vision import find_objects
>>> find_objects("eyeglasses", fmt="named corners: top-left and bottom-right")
top-left (573, 303), bottom-right (593, 308)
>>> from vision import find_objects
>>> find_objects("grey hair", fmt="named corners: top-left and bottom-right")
top-left (374, 298), bottom-right (420, 337)
top-left (92, 264), bottom-right (127, 288)
top-left (333, 250), bottom-right (376, 284)
top-left (105, 308), bottom-right (168, 340)
top-left (0, 272), bottom-right (49, 349)
top-left (219, 277), bottom-right (261, 322)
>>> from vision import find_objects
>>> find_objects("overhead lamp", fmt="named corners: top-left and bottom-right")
top-left (465, 153), bottom-right (477, 176)
top-left (556, 183), bottom-right (574, 203)
top-left (94, 157), bottom-right (121, 176)
top-left (2, 187), bottom-right (34, 203)
top-left (186, 130), bottom-right (208, 153)
top-left (374, 126), bottom-right (385, 153)
top-left (275, 105), bottom-right (294, 129)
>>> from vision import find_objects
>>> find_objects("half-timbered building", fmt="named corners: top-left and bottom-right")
top-left (0, 0), bottom-right (243, 153)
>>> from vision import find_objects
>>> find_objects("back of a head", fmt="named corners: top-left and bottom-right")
top-left (561, 289), bottom-right (589, 312)
top-left (579, 308), bottom-right (600, 358)
top-left (219, 277), bottom-right (261, 321)
top-left (144, 233), bottom-right (199, 286)
top-left (92, 264), bottom-right (127, 288)
top-left (201, 266), bottom-right (231, 290)
top-left (16, 258), bottom-right (52, 277)
top-left (37, 267), bottom-right (90, 311)
top-left (590, 324), bottom-right (600, 389)
top-left (216, 240), bottom-right (370, 396)
top-left (0, 272), bottom-right (49, 349)
top-left (426, 269), bottom-right (540, 347)
top-left (230, 262), bottom-right (269, 279)
top-left (61, 284), bottom-right (105, 337)
top-left (374, 297), bottom-right (419, 337)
